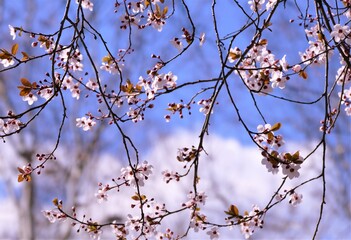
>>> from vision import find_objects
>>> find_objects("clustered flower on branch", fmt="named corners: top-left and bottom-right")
top-left (1, 0), bottom-right (350, 239)
top-left (254, 123), bottom-right (304, 179)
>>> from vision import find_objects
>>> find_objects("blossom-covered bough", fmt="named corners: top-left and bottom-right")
top-left (0, 0), bottom-right (350, 239)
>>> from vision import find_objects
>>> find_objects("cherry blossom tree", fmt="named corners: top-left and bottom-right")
top-left (0, 0), bottom-right (350, 239)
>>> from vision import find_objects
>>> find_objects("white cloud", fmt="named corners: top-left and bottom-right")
top-left (86, 130), bottom-right (332, 239)
top-left (0, 129), bottom-right (348, 239)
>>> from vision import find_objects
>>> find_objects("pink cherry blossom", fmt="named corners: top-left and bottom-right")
top-left (76, 116), bottom-right (96, 131)
top-left (86, 78), bottom-right (99, 91)
top-left (206, 227), bottom-right (220, 240)
top-left (2, 119), bottom-right (21, 134)
top-left (76, 0), bottom-right (93, 11)
top-left (261, 157), bottom-right (279, 174)
top-left (281, 163), bottom-right (301, 179)
top-left (331, 24), bottom-right (350, 43)
top-left (198, 99), bottom-right (213, 115)
top-left (38, 87), bottom-right (54, 100)
top-left (289, 192), bottom-right (303, 206)
top-left (170, 38), bottom-right (183, 51)
top-left (22, 93), bottom-right (38, 105)
top-left (199, 32), bottom-right (206, 46)
top-left (1, 58), bottom-right (14, 67)
top-left (95, 189), bottom-right (108, 203)
top-left (248, 0), bottom-right (265, 12)
top-left (266, 0), bottom-right (277, 10)
top-left (8, 25), bottom-right (16, 40)
top-left (42, 209), bottom-right (67, 223)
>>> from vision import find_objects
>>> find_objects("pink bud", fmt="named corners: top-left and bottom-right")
top-left (292, 64), bottom-right (301, 72)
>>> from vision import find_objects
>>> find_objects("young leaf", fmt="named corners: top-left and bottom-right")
top-left (292, 151), bottom-right (300, 159)
top-left (131, 195), bottom-right (140, 201)
top-left (258, 39), bottom-right (268, 45)
top-left (155, 4), bottom-right (161, 17)
top-left (230, 204), bottom-right (239, 216)
top-left (229, 51), bottom-right (240, 61)
top-left (102, 55), bottom-right (112, 63)
top-left (52, 198), bottom-right (59, 207)
top-left (87, 222), bottom-right (99, 231)
top-left (270, 122), bottom-right (282, 132)
top-left (135, 84), bottom-right (142, 92)
top-left (195, 214), bottom-right (205, 222)
top-left (267, 131), bottom-right (274, 141)
top-left (37, 35), bottom-right (47, 42)
top-left (0, 49), bottom-right (11, 59)
top-left (18, 88), bottom-right (30, 96)
top-left (264, 21), bottom-right (272, 28)
top-left (292, 151), bottom-right (303, 164)
top-left (17, 174), bottom-right (24, 182)
top-left (18, 78), bottom-right (35, 96)
top-left (11, 43), bottom-right (19, 55)
top-left (21, 78), bottom-right (31, 87)
top-left (21, 51), bottom-right (30, 61)
top-left (144, 0), bottom-right (150, 7)
top-left (299, 70), bottom-right (308, 79)
top-left (284, 153), bottom-right (292, 162)
top-left (224, 204), bottom-right (240, 219)
top-left (268, 150), bottom-right (280, 167)
top-left (163, 6), bottom-right (168, 15)
top-left (26, 175), bottom-right (32, 182)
